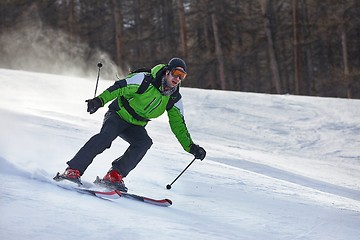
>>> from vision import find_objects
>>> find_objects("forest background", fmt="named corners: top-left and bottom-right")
top-left (0, 0), bottom-right (359, 98)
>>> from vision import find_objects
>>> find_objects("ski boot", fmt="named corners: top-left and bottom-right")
top-left (54, 167), bottom-right (82, 185)
top-left (94, 168), bottom-right (128, 192)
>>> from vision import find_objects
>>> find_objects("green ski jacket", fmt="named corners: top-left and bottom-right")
top-left (97, 64), bottom-right (193, 152)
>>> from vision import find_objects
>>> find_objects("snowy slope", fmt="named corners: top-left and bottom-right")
top-left (0, 68), bottom-right (359, 240)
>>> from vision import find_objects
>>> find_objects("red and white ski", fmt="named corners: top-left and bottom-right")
top-left (53, 173), bottom-right (172, 207)
top-left (79, 188), bottom-right (172, 207)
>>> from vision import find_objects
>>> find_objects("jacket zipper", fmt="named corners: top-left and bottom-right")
top-left (148, 99), bottom-right (162, 113)
top-left (144, 97), bottom-right (156, 111)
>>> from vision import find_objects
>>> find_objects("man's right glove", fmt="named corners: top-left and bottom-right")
top-left (85, 97), bottom-right (103, 114)
top-left (190, 144), bottom-right (206, 160)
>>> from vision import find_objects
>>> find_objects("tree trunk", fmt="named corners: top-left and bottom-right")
top-left (177, 0), bottom-right (188, 60)
top-left (341, 28), bottom-right (351, 98)
top-left (68, 0), bottom-right (75, 59)
top-left (112, 0), bottom-right (125, 72)
top-left (259, 0), bottom-right (282, 94)
top-left (211, 13), bottom-right (226, 90)
top-left (300, 0), bottom-right (315, 95)
top-left (293, 0), bottom-right (302, 95)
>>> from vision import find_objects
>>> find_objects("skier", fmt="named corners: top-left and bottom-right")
top-left (57, 57), bottom-right (206, 191)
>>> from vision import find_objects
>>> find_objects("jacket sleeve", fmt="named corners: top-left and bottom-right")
top-left (97, 73), bottom-right (145, 105)
top-left (167, 99), bottom-right (193, 152)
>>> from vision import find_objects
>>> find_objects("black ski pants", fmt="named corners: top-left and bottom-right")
top-left (67, 110), bottom-right (152, 177)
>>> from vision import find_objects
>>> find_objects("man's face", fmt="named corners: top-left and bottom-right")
top-left (165, 67), bottom-right (186, 88)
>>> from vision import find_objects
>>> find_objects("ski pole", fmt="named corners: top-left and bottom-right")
top-left (166, 157), bottom-right (196, 190)
top-left (94, 62), bottom-right (103, 97)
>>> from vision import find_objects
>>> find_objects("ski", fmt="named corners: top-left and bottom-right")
top-left (53, 173), bottom-right (172, 207)
top-left (79, 188), bottom-right (172, 207)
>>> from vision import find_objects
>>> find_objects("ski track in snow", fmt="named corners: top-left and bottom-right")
top-left (1, 68), bottom-right (360, 240)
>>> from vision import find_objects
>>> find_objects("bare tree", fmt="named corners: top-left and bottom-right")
top-left (112, 0), bottom-right (126, 72)
top-left (299, 0), bottom-right (315, 96)
top-left (259, 0), bottom-right (282, 94)
top-left (177, 0), bottom-right (188, 60)
top-left (293, 0), bottom-right (303, 95)
top-left (211, 12), bottom-right (226, 90)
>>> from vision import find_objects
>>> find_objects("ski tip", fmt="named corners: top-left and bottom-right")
top-left (165, 199), bottom-right (172, 205)
top-left (53, 172), bottom-right (61, 181)
top-left (154, 198), bottom-right (172, 207)
top-left (144, 198), bottom-right (172, 207)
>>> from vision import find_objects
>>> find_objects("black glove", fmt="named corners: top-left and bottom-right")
top-left (190, 144), bottom-right (206, 160)
top-left (85, 97), bottom-right (103, 114)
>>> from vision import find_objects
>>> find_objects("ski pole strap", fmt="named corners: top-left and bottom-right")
top-left (120, 96), bottom-right (150, 122)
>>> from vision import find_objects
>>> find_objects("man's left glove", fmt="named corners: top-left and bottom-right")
top-left (190, 144), bottom-right (206, 160)
top-left (85, 97), bottom-right (103, 114)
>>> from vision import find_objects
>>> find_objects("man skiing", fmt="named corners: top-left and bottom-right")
top-left (56, 57), bottom-right (206, 192)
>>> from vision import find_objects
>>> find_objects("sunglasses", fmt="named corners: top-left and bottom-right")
top-left (170, 68), bottom-right (187, 80)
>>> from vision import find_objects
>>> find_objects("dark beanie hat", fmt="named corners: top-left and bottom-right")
top-left (167, 57), bottom-right (187, 72)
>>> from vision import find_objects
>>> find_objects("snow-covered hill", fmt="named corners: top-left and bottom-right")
top-left (0, 68), bottom-right (359, 240)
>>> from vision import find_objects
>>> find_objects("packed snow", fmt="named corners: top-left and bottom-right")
top-left (0, 68), bottom-right (359, 240)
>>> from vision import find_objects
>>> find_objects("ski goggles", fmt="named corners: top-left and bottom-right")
top-left (170, 68), bottom-right (187, 80)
